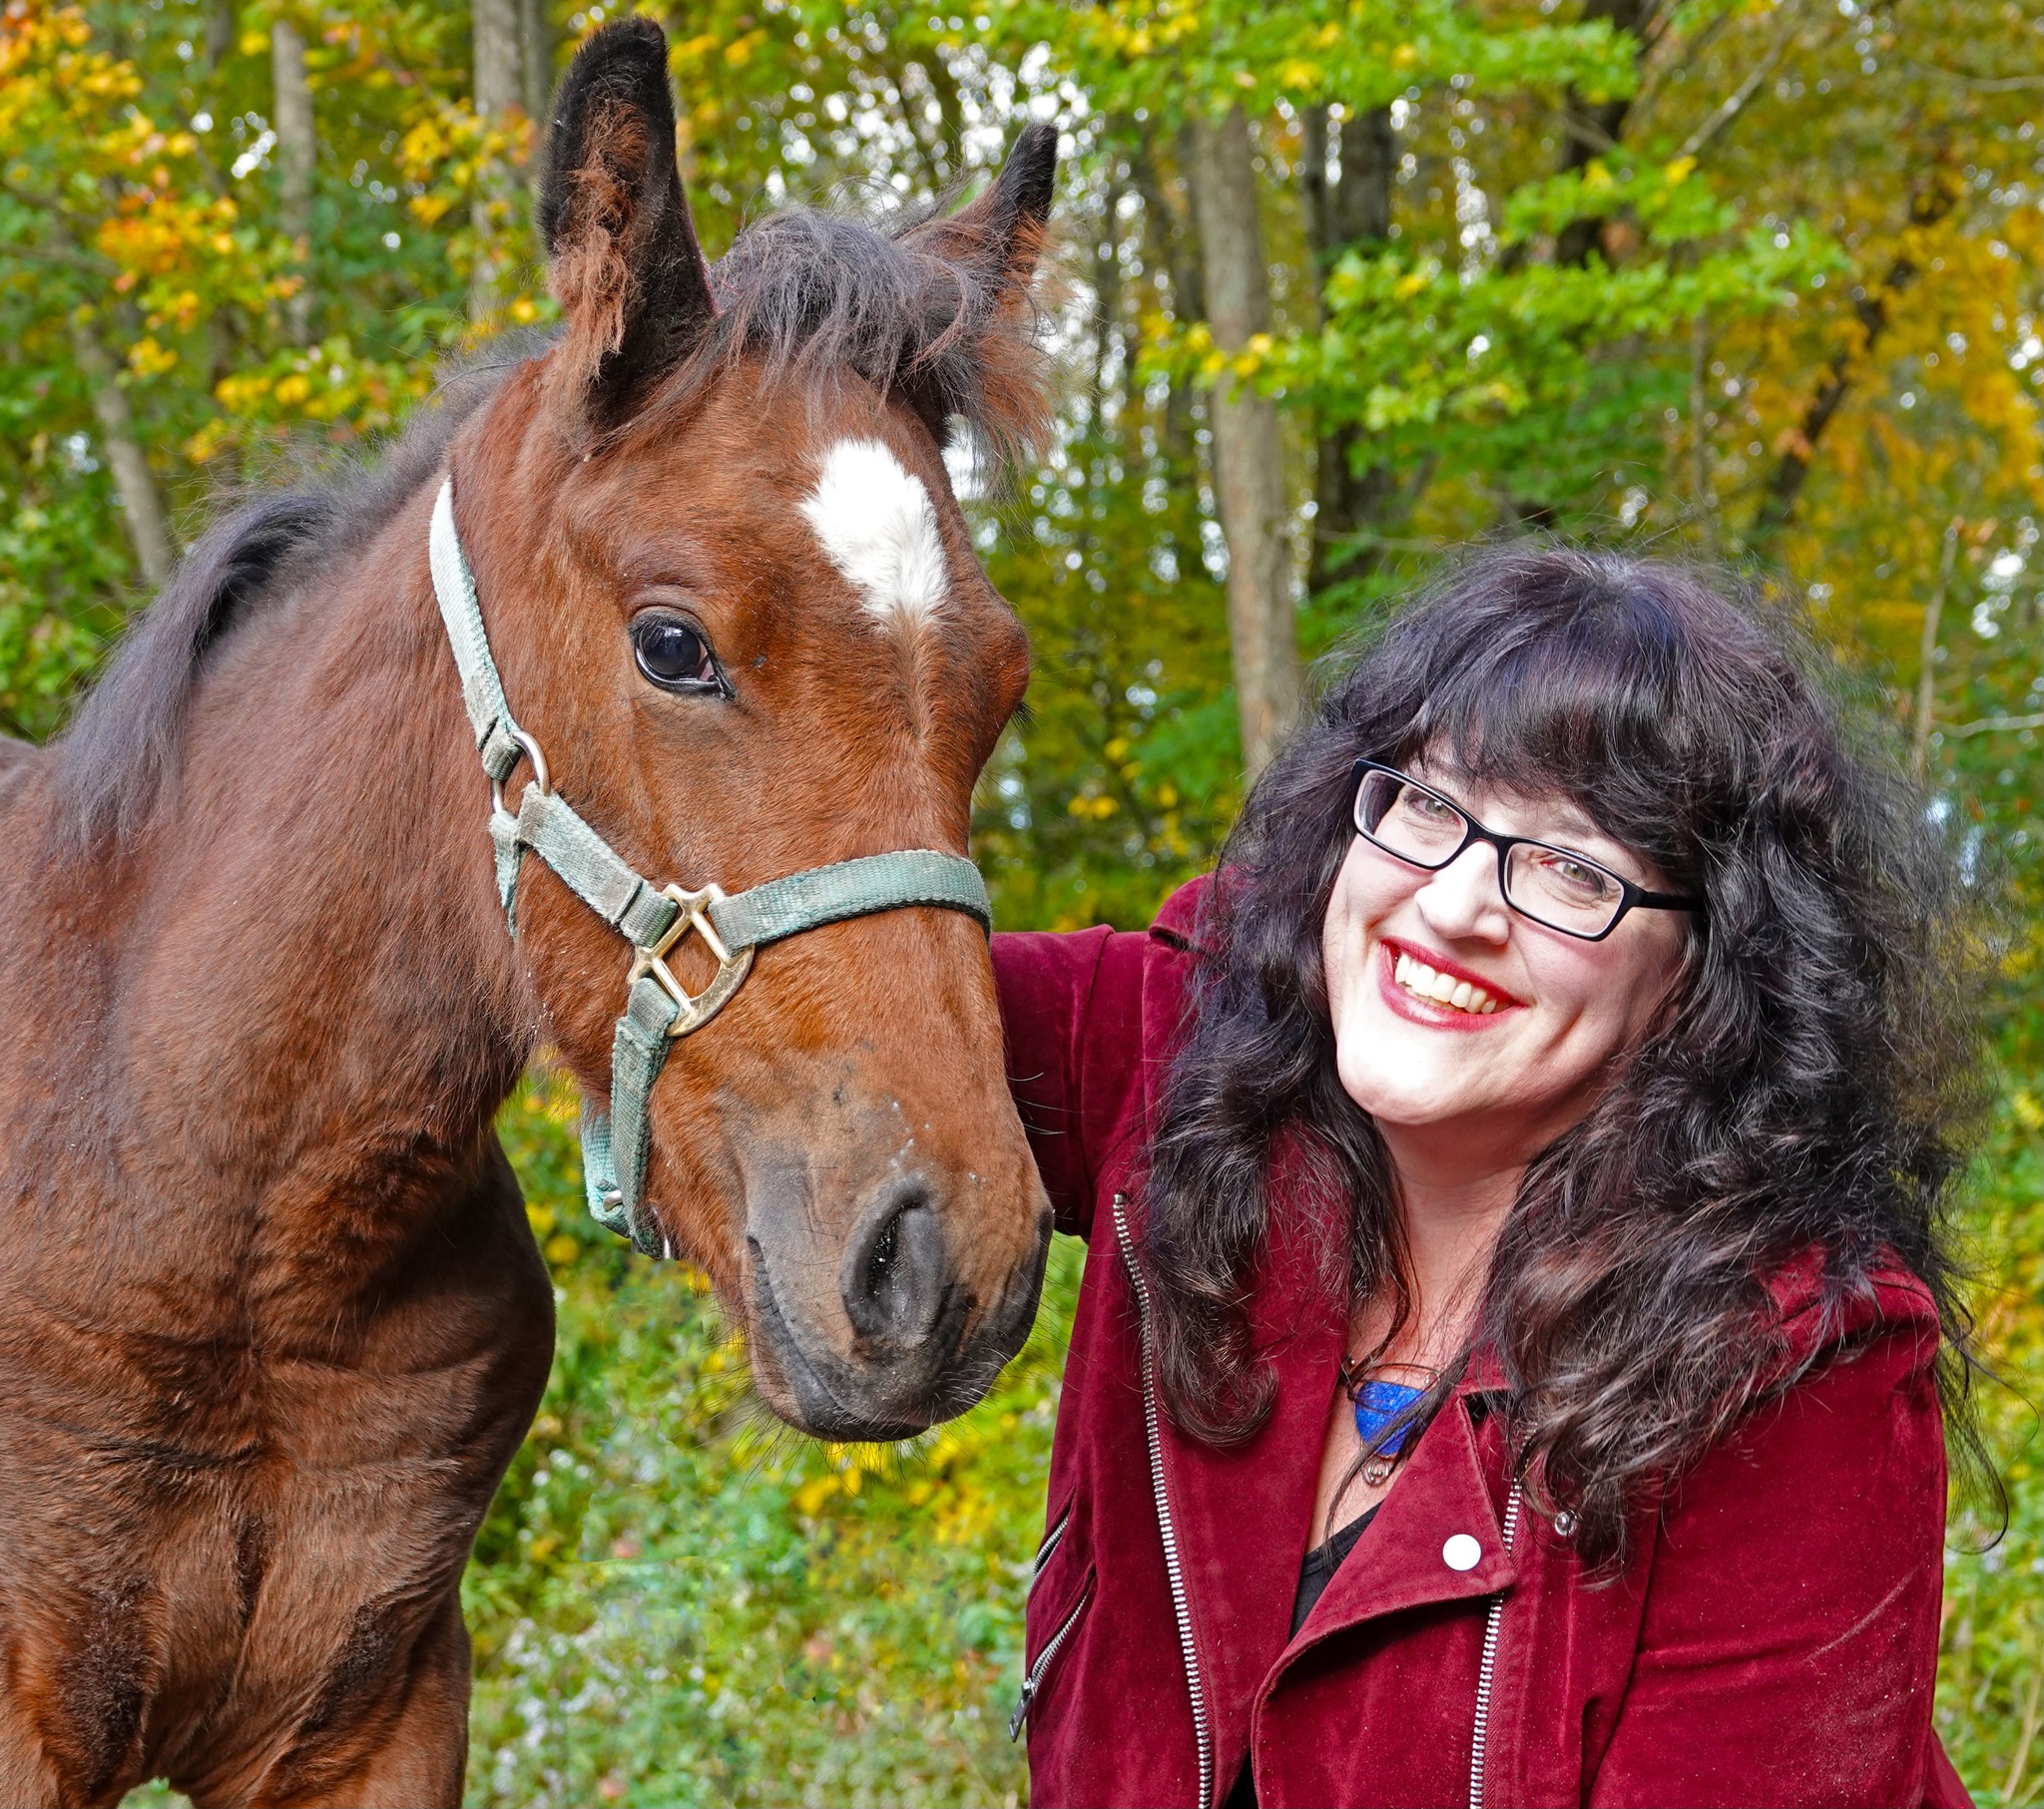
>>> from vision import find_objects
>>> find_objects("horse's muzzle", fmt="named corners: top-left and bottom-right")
top-left (743, 1179), bottom-right (1051, 1440)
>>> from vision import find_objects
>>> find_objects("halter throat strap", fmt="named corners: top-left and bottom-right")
top-left (427, 480), bottom-right (992, 1256)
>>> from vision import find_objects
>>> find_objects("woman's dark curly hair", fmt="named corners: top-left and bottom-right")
top-left (1143, 544), bottom-right (1988, 1564)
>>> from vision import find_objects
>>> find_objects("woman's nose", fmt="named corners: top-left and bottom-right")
top-left (1415, 844), bottom-right (1513, 943)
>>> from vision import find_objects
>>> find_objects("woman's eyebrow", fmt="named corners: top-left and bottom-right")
top-left (1537, 806), bottom-right (1603, 846)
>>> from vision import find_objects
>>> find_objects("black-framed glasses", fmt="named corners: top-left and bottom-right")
top-left (1348, 760), bottom-right (1706, 942)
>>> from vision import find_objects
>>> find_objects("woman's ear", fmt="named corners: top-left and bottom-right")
top-left (536, 17), bottom-right (715, 435)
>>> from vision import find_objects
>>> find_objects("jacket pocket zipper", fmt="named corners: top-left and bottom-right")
top-left (1113, 1191), bottom-right (1215, 1809)
top-left (1467, 1481), bottom-right (1523, 1809)
top-left (1009, 1578), bottom-right (1092, 1740)
top-left (1031, 1504), bottom-right (1071, 1587)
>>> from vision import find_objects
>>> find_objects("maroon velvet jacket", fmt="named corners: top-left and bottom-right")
top-left (991, 878), bottom-right (1969, 1809)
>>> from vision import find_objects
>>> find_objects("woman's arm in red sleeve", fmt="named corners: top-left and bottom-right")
top-left (990, 927), bottom-right (1147, 1241)
top-left (1590, 1313), bottom-right (1954, 1808)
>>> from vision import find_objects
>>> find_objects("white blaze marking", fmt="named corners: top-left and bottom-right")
top-left (800, 438), bottom-right (949, 629)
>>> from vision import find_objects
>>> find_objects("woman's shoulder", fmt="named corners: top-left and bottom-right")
top-left (1760, 1244), bottom-right (1943, 1376)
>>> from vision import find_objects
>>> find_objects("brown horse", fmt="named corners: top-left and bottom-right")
top-left (0, 22), bottom-right (1056, 1806)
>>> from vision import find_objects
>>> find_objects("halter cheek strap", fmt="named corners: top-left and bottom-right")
top-left (427, 480), bottom-right (992, 1257)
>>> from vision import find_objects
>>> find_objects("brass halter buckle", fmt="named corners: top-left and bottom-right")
top-left (629, 883), bottom-right (757, 1039)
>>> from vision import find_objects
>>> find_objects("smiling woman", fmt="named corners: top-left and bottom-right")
top-left (991, 546), bottom-right (1989, 1808)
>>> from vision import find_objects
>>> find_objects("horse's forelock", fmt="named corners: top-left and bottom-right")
top-left (635, 200), bottom-right (1057, 468)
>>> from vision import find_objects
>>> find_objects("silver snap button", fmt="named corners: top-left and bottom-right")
top-left (1554, 1510), bottom-right (1578, 1537)
top-left (1442, 1533), bottom-right (1482, 1572)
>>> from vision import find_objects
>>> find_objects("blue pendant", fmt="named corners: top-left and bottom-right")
top-left (1352, 1378), bottom-right (1425, 1458)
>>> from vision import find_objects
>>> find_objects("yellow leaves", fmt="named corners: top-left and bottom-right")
top-left (182, 419), bottom-right (233, 465)
top-left (2013, 1091), bottom-right (2043, 1134)
top-left (1392, 42), bottom-right (1418, 68)
top-left (409, 193), bottom-right (453, 226)
top-left (508, 295), bottom-right (540, 324)
top-left (543, 1233), bottom-right (579, 1265)
top-left (1582, 159), bottom-right (1615, 192)
top-left (724, 29), bottom-right (767, 67)
top-left (238, 29), bottom-right (267, 57)
top-left (399, 115), bottom-right (450, 172)
top-left (126, 335), bottom-right (176, 378)
top-left (1663, 155), bottom-right (1697, 187)
top-left (1395, 269), bottom-right (1431, 300)
top-left (1277, 58), bottom-right (1320, 91)
top-left (794, 1473), bottom-right (840, 1515)
top-left (1067, 793), bottom-right (1119, 819)
top-left (272, 372), bottom-right (311, 406)
top-left (1234, 330), bottom-right (1275, 377)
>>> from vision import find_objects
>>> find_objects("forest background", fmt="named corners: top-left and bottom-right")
top-left (1, 0), bottom-right (2038, 1800)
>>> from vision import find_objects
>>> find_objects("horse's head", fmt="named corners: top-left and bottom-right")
top-left (447, 20), bottom-right (1056, 1439)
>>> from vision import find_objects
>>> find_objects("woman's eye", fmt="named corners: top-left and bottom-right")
top-left (1536, 852), bottom-right (1617, 900)
top-left (631, 613), bottom-right (722, 692)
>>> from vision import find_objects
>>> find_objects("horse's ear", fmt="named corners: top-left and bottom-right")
top-left (931, 122), bottom-right (1059, 287)
top-left (536, 18), bottom-right (714, 434)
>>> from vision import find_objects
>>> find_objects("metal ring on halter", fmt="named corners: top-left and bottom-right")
top-left (628, 882), bottom-right (758, 1039)
top-left (489, 726), bottom-right (552, 815)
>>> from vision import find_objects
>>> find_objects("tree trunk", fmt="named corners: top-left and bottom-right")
top-left (1126, 126), bottom-right (1204, 462)
top-left (469, 0), bottom-right (523, 321)
top-left (518, 0), bottom-right (553, 134)
top-left (1554, 0), bottom-right (1650, 266)
top-left (1191, 108), bottom-right (1300, 778)
top-left (203, 0), bottom-right (236, 72)
top-left (270, 18), bottom-right (315, 344)
top-left (69, 316), bottom-right (175, 591)
top-left (1304, 105), bottom-right (1396, 597)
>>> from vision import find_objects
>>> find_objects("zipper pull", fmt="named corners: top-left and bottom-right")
top-left (1008, 1677), bottom-right (1036, 1742)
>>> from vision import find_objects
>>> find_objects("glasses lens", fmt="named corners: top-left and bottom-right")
top-left (1356, 770), bottom-right (1469, 868)
top-left (1504, 842), bottom-right (1625, 936)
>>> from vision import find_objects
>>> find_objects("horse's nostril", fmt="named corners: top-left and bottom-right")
top-left (840, 1184), bottom-right (948, 1351)
top-left (866, 1213), bottom-right (898, 1280)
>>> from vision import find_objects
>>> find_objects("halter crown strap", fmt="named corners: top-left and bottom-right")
top-left (427, 480), bottom-right (991, 1256)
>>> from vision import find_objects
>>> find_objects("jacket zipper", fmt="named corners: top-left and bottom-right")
top-left (1008, 1578), bottom-right (1092, 1739)
top-left (1113, 1191), bottom-right (1216, 1809)
top-left (1467, 1480), bottom-right (1523, 1809)
top-left (1032, 1504), bottom-right (1071, 1584)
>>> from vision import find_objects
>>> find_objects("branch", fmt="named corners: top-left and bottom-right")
top-left (1676, 0), bottom-right (1818, 163)
top-left (1749, 171), bottom-right (1961, 544)
top-left (1898, 62), bottom-right (2044, 92)
top-left (1943, 712), bottom-right (2044, 739)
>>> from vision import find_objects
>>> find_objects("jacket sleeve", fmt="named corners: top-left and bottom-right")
top-left (990, 927), bottom-right (1150, 1241)
top-left (1589, 1311), bottom-right (1955, 1808)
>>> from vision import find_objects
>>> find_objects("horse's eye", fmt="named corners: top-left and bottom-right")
top-left (631, 612), bottom-right (722, 693)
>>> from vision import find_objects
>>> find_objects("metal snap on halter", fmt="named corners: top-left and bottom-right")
top-left (1442, 1533), bottom-right (1483, 1572)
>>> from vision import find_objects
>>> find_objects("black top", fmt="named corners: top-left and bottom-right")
top-left (1288, 1505), bottom-right (1378, 1638)
top-left (1221, 1506), bottom-right (1380, 1809)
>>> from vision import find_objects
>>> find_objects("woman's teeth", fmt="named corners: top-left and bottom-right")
top-left (1393, 949), bottom-right (1502, 1015)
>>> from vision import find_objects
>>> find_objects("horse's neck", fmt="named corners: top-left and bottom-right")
top-left (34, 487), bottom-right (533, 1270)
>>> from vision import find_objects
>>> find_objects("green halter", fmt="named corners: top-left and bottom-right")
top-left (428, 481), bottom-right (992, 1257)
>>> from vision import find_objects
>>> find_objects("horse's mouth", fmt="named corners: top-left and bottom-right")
top-left (741, 1217), bottom-right (1048, 1441)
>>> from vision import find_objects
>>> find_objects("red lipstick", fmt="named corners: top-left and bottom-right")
top-left (1374, 937), bottom-right (1527, 1032)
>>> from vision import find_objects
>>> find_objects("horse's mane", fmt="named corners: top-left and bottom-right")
top-left (54, 188), bottom-right (1055, 851)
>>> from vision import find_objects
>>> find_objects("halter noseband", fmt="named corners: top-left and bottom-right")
top-left (428, 481), bottom-right (992, 1258)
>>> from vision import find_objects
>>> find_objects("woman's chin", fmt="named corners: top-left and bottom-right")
top-left (1334, 1045), bottom-right (1486, 1129)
